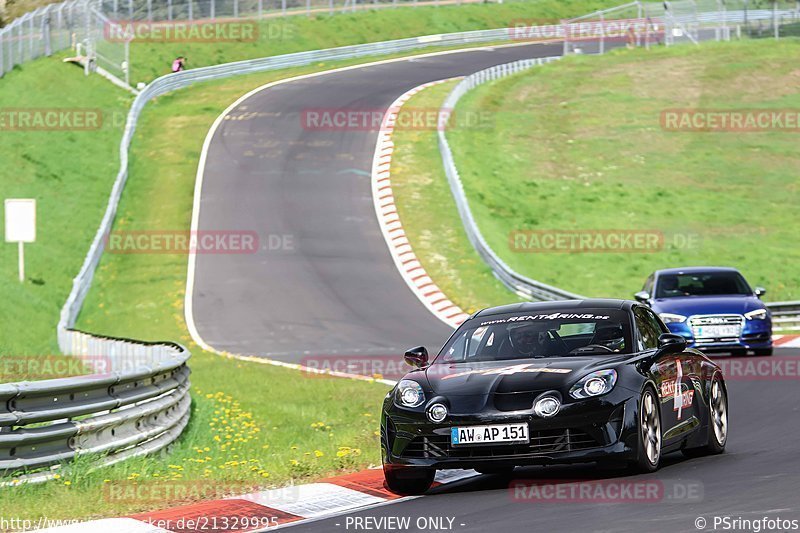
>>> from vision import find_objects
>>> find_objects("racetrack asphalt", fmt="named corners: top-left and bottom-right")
top-left (190, 41), bottom-right (567, 362)
top-left (286, 346), bottom-right (800, 533)
top-left (188, 37), bottom-right (800, 533)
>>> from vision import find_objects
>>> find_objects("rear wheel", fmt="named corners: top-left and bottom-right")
top-left (683, 375), bottom-right (727, 457)
top-left (383, 465), bottom-right (435, 495)
top-left (631, 387), bottom-right (662, 473)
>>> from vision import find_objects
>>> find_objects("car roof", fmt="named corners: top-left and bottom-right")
top-left (472, 299), bottom-right (634, 318)
top-left (654, 266), bottom-right (740, 276)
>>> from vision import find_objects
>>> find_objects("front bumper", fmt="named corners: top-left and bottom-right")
top-left (666, 319), bottom-right (772, 352)
top-left (382, 390), bottom-right (640, 470)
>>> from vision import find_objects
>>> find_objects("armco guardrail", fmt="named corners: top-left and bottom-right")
top-left (437, 56), bottom-right (584, 302)
top-left (768, 302), bottom-right (800, 332)
top-left (437, 55), bottom-right (800, 329)
top-left (1, 336), bottom-right (190, 483)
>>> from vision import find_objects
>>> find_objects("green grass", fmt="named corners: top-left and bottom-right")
top-left (390, 80), bottom-right (524, 312)
top-left (437, 39), bottom-right (800, 301)
top-left (126, 0), bottom-right (620, 83)
top-left (0, 59), bottom-right (132, 362)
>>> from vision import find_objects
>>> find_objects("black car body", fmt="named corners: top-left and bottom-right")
top-left (381, 299), bottom-right (728, 494)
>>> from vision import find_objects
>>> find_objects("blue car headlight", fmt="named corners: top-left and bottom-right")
top-left (395, 379), bottom-right (425, 407)
top-left (569, 369), bottom-right (618, 399)
top-left (744, 308), bottom-right (768, 321)
top-left (659, 313), bottom-right (687, 324)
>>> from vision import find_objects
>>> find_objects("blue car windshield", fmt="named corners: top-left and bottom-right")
top-left (656, 272), bottom-right (752, 298)
top-left (435, 310), bottom-right (632, 363)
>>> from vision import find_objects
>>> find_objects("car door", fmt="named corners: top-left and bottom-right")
top-left (633, 306), bottom-right (683, 441)
top-left (642, 307), bottom-right (700, 443)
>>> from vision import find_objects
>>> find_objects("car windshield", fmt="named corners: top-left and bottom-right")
top-left (435, 309), bottom-right (632, 363)
top-left (655, 271), bottom-right (752, 298)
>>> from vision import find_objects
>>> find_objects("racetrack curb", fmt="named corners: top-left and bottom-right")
top-left (371, 79), bottom-right (471, 330)
top-left (39, 469), bottom-right (478, 532)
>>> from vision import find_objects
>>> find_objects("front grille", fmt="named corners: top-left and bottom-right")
top-left (494, 392), bottom-right (535, 411)
top-left (689, 314), bottom-right (743, 342)
top-left (401, 428), bottom-right (601, 460)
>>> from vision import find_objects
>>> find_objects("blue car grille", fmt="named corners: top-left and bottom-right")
top-left (688, 314), bottom-right (743, 343)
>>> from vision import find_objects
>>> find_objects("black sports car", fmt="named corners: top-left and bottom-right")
top-left (381, 299), bottom-right (728, 494)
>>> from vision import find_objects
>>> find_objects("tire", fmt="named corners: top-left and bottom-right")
top-left (476, 466), bottom-right (515, 476)
top-left (682, 374), bottom-right (728, 458)
top-left (631, 387), bottom-right (662, 473)
top-left (383, 465), bottom-right (435, 495)
top-left (753, 348), bottom-right (773, 356)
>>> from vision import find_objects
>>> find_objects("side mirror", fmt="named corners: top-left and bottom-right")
top-left (657, 333), bottom-right (686, 355)
top-left (404, 346), bottom-right (428, 368)
top-left (634, 291), bottom-right (651, 303)
top-left (754, 287), bottom-right (766, 298)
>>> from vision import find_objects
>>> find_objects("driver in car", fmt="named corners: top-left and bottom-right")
top-left (505, 322), bottom-right (561, 358)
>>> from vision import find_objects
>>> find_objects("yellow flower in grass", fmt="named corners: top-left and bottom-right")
top-left (314, 450), bottom-right (324, 458)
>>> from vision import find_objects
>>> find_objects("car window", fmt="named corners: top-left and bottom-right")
top-left (437, 309), bottom-right (632, 363)
top-left (634, 307), bottom-right (660, 350)
top-left (644, 275), bottom-right (654, 295)
top-left (655, 271), bottom-right (751, 298)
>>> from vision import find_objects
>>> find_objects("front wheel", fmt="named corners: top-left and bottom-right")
top-left (631, 387), bottom-right (662, 473)
top-left (383, 465), bottom-right (435, 495)
top-left (753, 348), bottom-right (773, 357)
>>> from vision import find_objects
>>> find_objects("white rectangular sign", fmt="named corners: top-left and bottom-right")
top-left (5, 199), bottom-right (36, 243)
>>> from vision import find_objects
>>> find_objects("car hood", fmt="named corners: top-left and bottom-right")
top-left (652, 295), bottom-right (765, 316)
top-left (424, 357), bottom-right (627, 396)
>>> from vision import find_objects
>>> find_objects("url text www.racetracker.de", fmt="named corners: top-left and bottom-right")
top-left (694, 516), bottom-right (800, 532)
top-left (0, 517), bottom-right (91, 531)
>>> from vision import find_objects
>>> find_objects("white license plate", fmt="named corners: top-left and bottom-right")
top-left (451, 423), bottom-right (529, 446)
top-left (695, 325), bottom-right (739, 338)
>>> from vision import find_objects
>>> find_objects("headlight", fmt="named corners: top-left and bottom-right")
top-left (396, 379), bottom-right (425, 407)
top-left (569, 369), bottom-right (618, 399)
top-left (534, 396), bottom-right (561, 418)
top-left (744, 308), bottom-right (768, 320)
top-left (427, 403), bottom-right (448, 423)
top-left (659, 313), bottom-right (687, 324)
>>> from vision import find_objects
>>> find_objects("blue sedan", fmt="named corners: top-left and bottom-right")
top-left (635, 267), bottom-right (772, 356)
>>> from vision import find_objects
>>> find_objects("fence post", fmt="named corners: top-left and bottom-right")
top-left (43, 10), bottom-right (53, 56)
top-left (329, 0), bottom-right (333, 15)
top-left (773, 0), bottom-right (779, 38)
top-left (147, 0), bottom-right (152, 20)
top-left (211, 0), bottom-right (216, 18)
top-left (128, 0), bottom-right (133, 20)
top-left (188, 0), bottom-right (193, 20)
top-left (599, 11), bottom-right (605, 54)
top-left (307, 0), bottom-right (310, 16)
top-left (167, 0), bottom-right (172, 20)
top-left (234, 0), bottom-right (239, 18)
